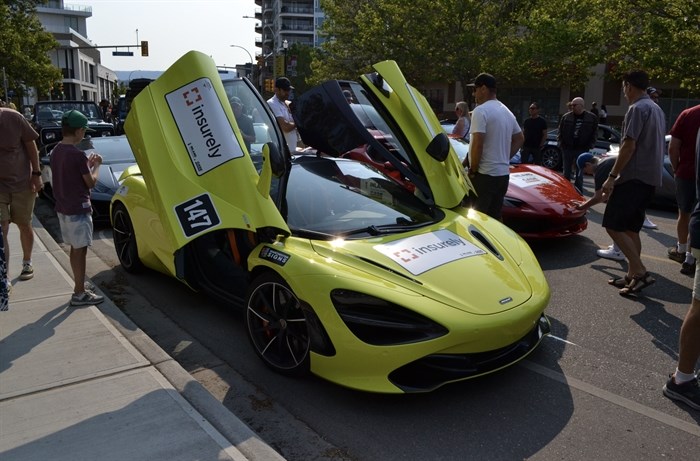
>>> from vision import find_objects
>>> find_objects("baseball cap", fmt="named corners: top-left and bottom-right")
top-left (576, 152), bottom-right (595, 170)
top-left (467, 73), bottom-right (497, 89)
top-left (646, 86), bottom-right (660, 96)
top-left (61, 110), bottom-right (95, 131)
top-left (229, 96), bottom-right (243, 107)
top-left (275, 77), bottom-right (294, 90)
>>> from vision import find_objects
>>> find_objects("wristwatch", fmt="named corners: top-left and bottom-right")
top-left (31, 171), bottom-right (42, 176)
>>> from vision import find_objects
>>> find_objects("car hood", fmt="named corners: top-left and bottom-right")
top-left (96, 161), bottom-right (136, 190)
top-left (124, 50), bottom-right (289, 250)
top-left (507, 164), bottom-right (583, 208)
top-left (309, 218), bottom-right (535, 315)
top-left (293, 61), bottom-right (471, 209)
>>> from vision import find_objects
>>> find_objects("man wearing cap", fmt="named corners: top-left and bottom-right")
top-left (464, 73), bottom-right (524, 220)
top-left (600, 70), bottom-right (665, 296)
top-left (557, 96), bottom-right (598, 187)
top-left (49, 110), bottom-right (104, 306)
top-left (267, 77), bottom-right (298, 153)
top-left (647, 87), bottom-right (661, 104)
top-left (0, 104), bottom-right (42, 286)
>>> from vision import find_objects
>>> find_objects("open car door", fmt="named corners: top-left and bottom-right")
top-left (292, 61), bottom-right (471, 210)
top-left (124, 51), bottom-right (289, 255)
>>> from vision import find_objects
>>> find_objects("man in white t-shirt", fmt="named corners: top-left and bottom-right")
top-left (266, 77), bottom-right (298, 153)
top-left (463, 73), bottom-right (524, 220)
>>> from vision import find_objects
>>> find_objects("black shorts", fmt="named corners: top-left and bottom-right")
top-left (602, 180), bottom-right (655, 233)
top-left (675, 177), bottom-right (697, 213)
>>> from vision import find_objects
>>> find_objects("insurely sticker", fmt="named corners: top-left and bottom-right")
top-left (509, 171), bottom-right (551, 188)
top-left (374, 229), bottom-right (485, 275)
top-left (174, 193), bottom-right (221, 238)
top-left (165, 77), bottom-right (244, 175)
top-left (259, 246), bottom-right (290, 266)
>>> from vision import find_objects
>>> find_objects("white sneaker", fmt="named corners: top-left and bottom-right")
top-left (642, 217), bottom-right (658, 229)
top-left (596, 245), bottom-right (625, 261)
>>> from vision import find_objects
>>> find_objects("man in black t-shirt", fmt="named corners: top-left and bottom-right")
top-left (521, 102), bottom-right (548, 165)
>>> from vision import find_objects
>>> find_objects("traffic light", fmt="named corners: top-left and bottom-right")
top-left (141, 40), bottom-right (149, 57)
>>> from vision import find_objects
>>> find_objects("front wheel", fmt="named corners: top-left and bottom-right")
top-left (541, 146), bottom-right (562, 171)
top-left (246, 272), bottom-right (310, 376)
top-left (111, 202), bottom-right (144, 273)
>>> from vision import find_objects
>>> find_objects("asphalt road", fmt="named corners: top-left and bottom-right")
top-left (33, 177), bottom-right (700, 460)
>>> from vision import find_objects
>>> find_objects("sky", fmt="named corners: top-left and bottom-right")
top-left (69, 0), bottom-right (258, 73)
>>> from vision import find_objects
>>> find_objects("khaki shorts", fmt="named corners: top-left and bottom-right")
top-left (0, 190), bottom-right (37, 225)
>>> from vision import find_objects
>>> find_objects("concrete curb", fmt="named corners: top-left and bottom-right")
top-left (31, 216), bottom-right (285, 461)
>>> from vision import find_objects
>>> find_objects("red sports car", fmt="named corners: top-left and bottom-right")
top-left (449, 137), bottom-right (587, 239)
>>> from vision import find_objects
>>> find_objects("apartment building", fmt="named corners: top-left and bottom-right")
top-left (255, 0), bottom-right (324, 86)
top-left (35, 0), bottom-right (117, 104)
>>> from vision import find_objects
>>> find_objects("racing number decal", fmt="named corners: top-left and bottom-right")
top-left (174, 193), bottom-right (221, 238)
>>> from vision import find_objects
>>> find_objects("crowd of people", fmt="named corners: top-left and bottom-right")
top-left (457, 70), bottom-right (699, 410)
top-left (2, 69), bottom-right (698, 410)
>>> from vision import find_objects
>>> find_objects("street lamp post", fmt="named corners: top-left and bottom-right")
top-left (282, 40), bottom-right (288, 77)
top-left (230, 44), bottom-right (253, 78)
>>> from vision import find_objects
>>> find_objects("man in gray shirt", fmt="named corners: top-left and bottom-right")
top-left (601, 70), bottom-right (666, 296)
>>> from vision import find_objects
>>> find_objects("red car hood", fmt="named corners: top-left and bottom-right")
top-left (507, 164), bottom-right (583, 209)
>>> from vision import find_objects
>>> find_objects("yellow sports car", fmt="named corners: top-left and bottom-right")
top-left (111, 51), bottom-right (550, 393)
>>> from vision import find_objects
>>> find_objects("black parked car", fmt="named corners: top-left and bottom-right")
top-left (32, 100), bottom-right (115, 149)
top-left (539, 124), bottom-right (622, 171)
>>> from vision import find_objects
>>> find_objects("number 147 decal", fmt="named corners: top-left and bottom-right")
top-left (174, 193), bottom-right (221, 238)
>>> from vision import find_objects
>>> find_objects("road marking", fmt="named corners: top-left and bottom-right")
top-left (546, 335), bottom-right (577, 346)
top-left (521, 361), bottom-right (700, 437)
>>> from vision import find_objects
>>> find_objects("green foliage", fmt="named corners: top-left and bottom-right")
top-left (0, 0), bottom-right (61, 103)
top-left (313, 0), bottom-right (700, 93)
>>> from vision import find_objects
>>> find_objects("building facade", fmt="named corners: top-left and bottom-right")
top-left (35, 1), bottom-right (117, 104)
top-left (255, 0), bottom-right (324, 88)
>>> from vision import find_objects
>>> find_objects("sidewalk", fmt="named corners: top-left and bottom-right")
top-left (0, 217), bottom-right (285, 461)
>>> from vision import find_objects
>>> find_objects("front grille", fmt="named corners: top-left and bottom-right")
top-left (388, 315), bottom-right (550, 392)
top-left (504, 215), bottom-right (587, 236)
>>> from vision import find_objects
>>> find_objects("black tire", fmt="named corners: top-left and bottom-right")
top-left (541, 146), bottom-right (562, 171)
top-left (111, 202), bottom-right (144, 273)
top-left (246, 272), bottom-right (310, 376)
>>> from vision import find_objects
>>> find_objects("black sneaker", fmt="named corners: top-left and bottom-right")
top-left (681, 262), bottom-right (696, 276)
top-left (663, 374), bottom-right (700, 410)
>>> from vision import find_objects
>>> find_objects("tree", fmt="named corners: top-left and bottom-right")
top-left (603, 0), bottom-right (700, 91)
top-left (0, 0), bottom-right (61, 104)
top-left (314, 0), bottom-right (700, 94)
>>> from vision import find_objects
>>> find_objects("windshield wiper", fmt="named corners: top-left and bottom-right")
top-left (340, 219), bottom-right (429, 237)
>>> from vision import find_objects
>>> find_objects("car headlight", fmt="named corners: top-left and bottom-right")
top-left (331, 289), bottom-right (448, 345)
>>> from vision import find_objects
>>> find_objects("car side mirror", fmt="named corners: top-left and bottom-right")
top-left (426, 132), bottom-right (450, 162)
top-left (257, 142), bottom-right (286, 198)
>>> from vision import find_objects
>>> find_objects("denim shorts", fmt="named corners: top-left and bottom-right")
top-left (57, 212), bottom-right (93, 249)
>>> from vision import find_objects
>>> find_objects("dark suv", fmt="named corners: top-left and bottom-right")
top-left (32, 100), bottom-right (115, 151)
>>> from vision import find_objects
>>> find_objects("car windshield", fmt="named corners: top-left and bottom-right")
top-left (285, 156), bottom-right (440, 237)
top-left (35, 102), bottom-right (103, 122)
top-left (83, 137), bottom-right (135, 164)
